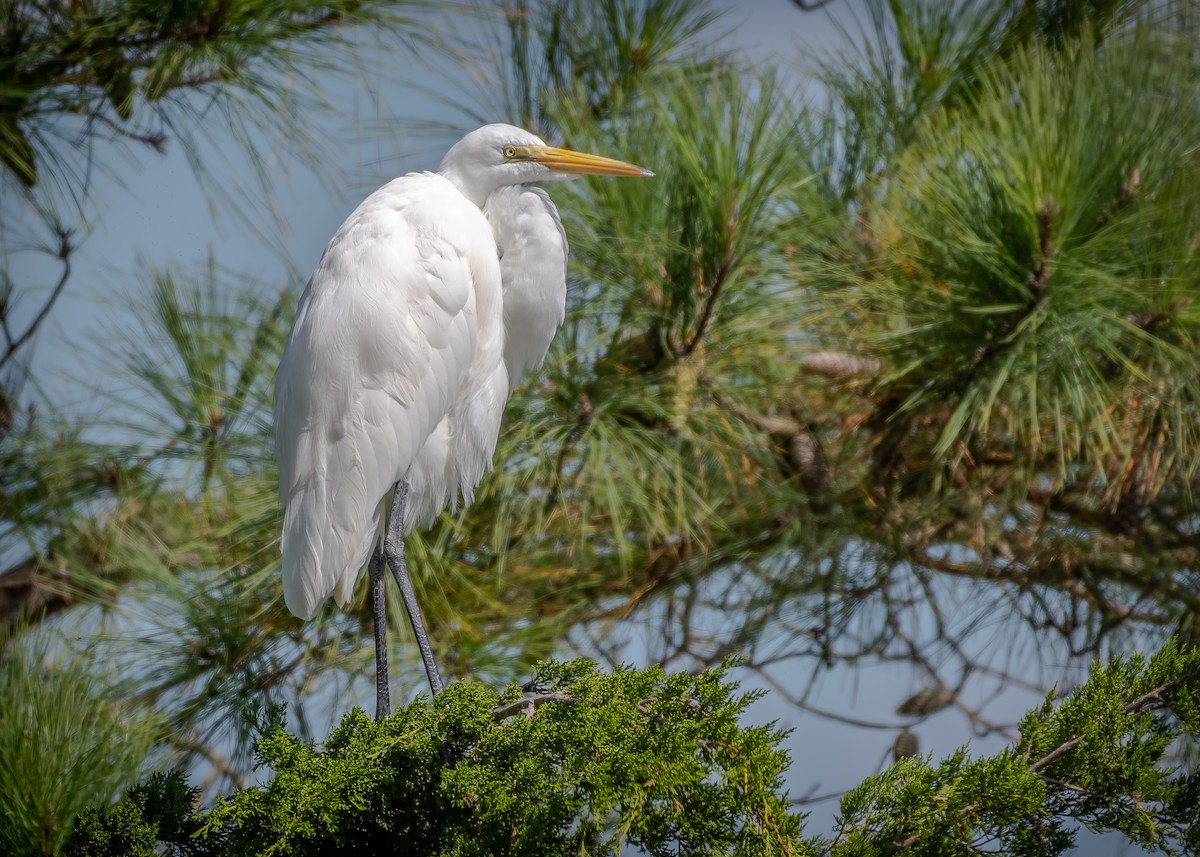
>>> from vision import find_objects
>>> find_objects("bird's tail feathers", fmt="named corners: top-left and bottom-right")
top-left (280, 437), bottom-right (385, 619)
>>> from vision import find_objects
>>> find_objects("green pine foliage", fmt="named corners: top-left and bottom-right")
top-left (788, 0), bottom-right (1200, 640)
top-left (851, 32), bottom-right (1200, 482)
top-left (0, 627), bottom-right (160, 857)
top-left (0, 0), bottom-right (432, 194)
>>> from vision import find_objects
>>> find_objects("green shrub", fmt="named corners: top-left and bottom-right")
top-left (64, 649), bottom-right (1200, 856)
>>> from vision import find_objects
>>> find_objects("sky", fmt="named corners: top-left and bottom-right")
top-left (1, 2), bottom-right (1136, 849)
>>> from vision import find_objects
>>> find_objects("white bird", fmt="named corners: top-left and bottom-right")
top-left (274, 124), bottom-right (651, 716)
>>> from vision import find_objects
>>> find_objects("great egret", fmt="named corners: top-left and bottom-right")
top-left (274, 124), bottom-right (651, 717)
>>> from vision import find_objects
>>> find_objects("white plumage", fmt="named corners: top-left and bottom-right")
top-left (274, 124), bottom-right (650, 642)
top-left (275, 172), bottom-right (501, 619)
top-left (489, 185), bottom-right (569, 385)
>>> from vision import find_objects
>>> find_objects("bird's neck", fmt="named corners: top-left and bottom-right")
top-left (436, 166), bottom-right (494, 208)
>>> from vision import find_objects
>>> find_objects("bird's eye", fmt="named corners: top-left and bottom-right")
top-left (503, 146), bottom-right (517, 159)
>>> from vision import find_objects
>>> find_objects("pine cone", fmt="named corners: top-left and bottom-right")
top-left (893, 729), bottom-right (919, 761)
top-left (896, 686), bottom-right (956, 717)
top-left (789, 429), bottom-right (831, 497)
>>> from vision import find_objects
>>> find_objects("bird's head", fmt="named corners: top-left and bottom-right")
top-left (437, 123), bottom-right (652, 206)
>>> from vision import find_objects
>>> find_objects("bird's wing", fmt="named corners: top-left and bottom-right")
top-left (485, 186), bottom-right (568, 388)
top-left (399, 186), bottom-right (569, 530)
top-left (274, 174), bottom-right (501, 619)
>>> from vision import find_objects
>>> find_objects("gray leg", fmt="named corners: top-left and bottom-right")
top-left (383, 481), bottom-right (445, 697)
top-left (369, 548), bottom-right (391, 720)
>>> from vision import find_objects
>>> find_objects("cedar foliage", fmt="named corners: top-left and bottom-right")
top-left (64, 650), bottom-right (1200, 856)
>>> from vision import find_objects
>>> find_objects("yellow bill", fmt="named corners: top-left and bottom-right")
top-left (512, 145), bottom-right (654, 177)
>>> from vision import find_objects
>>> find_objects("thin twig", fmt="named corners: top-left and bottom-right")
top-left (1025, 197), bottom-right (1057, 296)
top-left (712, 389), bottom-right (800, 434)
top-left (637, 696), bottom-right (669, 723)
top-left (87, 111), bottom-right (167, 151)
top-left (170, 734), bottom-right (250, 792)
top-left (0, 227), bottom-right (73, 371)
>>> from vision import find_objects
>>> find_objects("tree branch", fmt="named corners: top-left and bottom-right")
top-left (957, 196), bottom-right (1058, 382)
top-left (87, 111), bottom-right (167, 151)
top-left (1025, 196), bottom-right (1057, 296)
top-left (492, 692), bottom-right (576, 721)
top-left (169, 733), bottom-right (251, 792)
top-left (675, 255), bottom-right (733, 357)
top-left (0, 226), bottom-right (73, 371)
top-left (712, 390), bottom-right (800, 435)
top-left (0, 554), bottom-right (79, 629)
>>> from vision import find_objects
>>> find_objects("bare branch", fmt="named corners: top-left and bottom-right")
top-left (492, 692), bottom-right (576, 720)
top-left (0, 554), bottom-right (79, 629)
top-left (169, 733), bottom-right (251, 792)
top-left (0, 226), bottom-right (74, 371)
top-left (87, 111), bottom-right (167, 152)
top-left (712, 390), bottom-right (799, 434)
